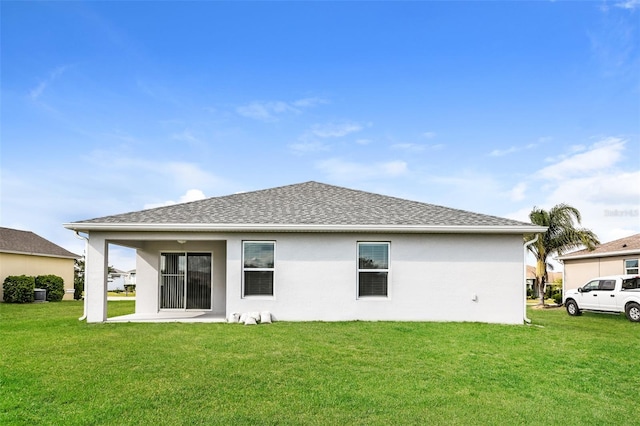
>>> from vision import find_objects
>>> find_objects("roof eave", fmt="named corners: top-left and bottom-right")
top-left (558, 249), bottom-right (640, 261)
top-left (0, 249), bottom-right (80, 259)
top-left (64, 222), bottom-right (547, 234)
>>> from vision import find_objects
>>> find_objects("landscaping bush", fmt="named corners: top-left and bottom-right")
top-left (553, 291), bottom-right (563, 305)
top-left (3, 275), bottom-right (35, 303)
top-left (74, 276), bottom-right (83, 300)
top-left (35, 275), bottom-right (65, 302)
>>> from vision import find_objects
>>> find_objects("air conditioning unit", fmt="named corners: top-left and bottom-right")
top-left (34, 288), bottom-right (47, 302)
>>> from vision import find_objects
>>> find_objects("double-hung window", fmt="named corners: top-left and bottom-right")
top-left (243, 241), bottom-right (275, 297)
top-left (625, 259), bottom-right (638, 275)
top-left (357, 242), bottom-right (389, 297)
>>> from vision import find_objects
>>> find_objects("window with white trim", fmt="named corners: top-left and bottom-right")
top-left (243, 241), bottom-right (275, 297)
top-left (625, 259), bottom-right (638, 275)
top-left (357, 242), bottom-right (389, 297)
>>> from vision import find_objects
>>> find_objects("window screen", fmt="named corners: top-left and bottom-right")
top-left (243, 242), bottom-right (275, 297)
top-left (358, 242), bottom-right (389, 297)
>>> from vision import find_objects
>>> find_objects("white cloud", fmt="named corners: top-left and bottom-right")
top-left (171, 129), bottom-right (203, 147)
top-left (291, 97), bottom-right (327, 108)
top-left (144, 189), bottom-right (207, 209)
top-left (489, 142), bottom-right (537, 157)
top-left (588, 8), bottom-right (637, 78)
top-left (536, 137), bottom-right (625, 180)
top-left (108, 246), bottom-right (137, 271)
top-left (422, 132), bottom-right (437, 139)
top-left (543, 144), bottom-right (586, 163)
top-left (310, 121), bottom-right (364, 138)
top-left (381, 160), bottom-right (409, 176)
top-left (1, 150), bottom-right (232, 274)
top-left (236, 97), bottom-right (327, 122)
top-left (29, 65), bottom-right (68, 100)
top-left (391, 143), bottom-right (445, 152)
top-left (288, 141), bottom-right (330, 154)
top-left (181, 189), bottom-right (207, 202)
top-left (391, 143), bottom-right (426, 152)
top-left (81, 150), bottom-right (228, 199)
top-left (506, 136), bottom-right (639, 248)
top-left (546, 171), bottom-right (639, 205)
top-left (489, 146), bottom-right (518, 157)
top-left (236, 101), bottom-right (295, 121)
top-left (508, 182), bottom-right (527, 202)
top-left (615, 0), bottom-right (640, 10)
top-left (316, 158), bottom-right (408, 180)
top-left (288, 120), bottom-right (365, 154)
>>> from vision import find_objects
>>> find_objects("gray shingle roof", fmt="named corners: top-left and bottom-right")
top-left (0, 227), bottom-right (79, 258)
top-left (71, 181), bottom-right (537, 229)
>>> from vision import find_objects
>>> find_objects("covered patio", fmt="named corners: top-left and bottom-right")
top-left (77, 232), bottom-right (229, 323)
top-left (107, 310), bottom-right (226, 323)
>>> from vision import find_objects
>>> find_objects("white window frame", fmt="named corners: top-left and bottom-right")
top-left (357, 242), bottom-right (390, 299)
top-left (242, 241), bottom-right (276, 298)
top-left (625, 258), bottom-right (639, 275)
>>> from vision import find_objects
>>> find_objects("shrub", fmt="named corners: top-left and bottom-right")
top-left (74, 276), bottom-right (84, 300)
top-left (35, 275), bottom-right (65, 302)
top-left (3, 275), bottom-right (35, 303)
top-left (553, 291), bottom-right (563, 305)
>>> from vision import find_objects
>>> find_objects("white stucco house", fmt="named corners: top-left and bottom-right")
top-left (64, 181), bottom-right (546, 324)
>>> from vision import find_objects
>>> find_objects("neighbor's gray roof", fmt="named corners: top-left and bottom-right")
top-left (66, 181), bottom-right (544, 233)
top-left (558, 233), bottom-right (640, 260)
top-left (0, 227), bottom-right (79, 259)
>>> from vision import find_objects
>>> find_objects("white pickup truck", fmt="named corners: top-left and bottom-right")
top-left (564, 275), bottom-right (640, 322)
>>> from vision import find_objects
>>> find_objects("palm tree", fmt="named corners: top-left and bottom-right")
top-left (526, 204), bottom-right (599, 305)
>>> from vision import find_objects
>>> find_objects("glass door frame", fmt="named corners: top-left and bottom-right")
top-left (159, 251), bottom-right (213, 311)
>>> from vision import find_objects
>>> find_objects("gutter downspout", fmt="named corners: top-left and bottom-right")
top-left (523, 234), bottom-right (539, 324)
top-left (74, 231), bottom-right (89, 321)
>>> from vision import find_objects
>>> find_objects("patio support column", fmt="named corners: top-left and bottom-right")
top-left (86, 233), bottom-right (108, 323)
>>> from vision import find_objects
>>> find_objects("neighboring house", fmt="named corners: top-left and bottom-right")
top-left (107, 268), bottom-right (136, 291)
top-left (0, 227), bottom-right (79, 301)
top-left (558, 233), bottom-right (640, 291)
top-left (127, 269), bottom-right (136, 286)
top-left (107, 268), bottom-right (127, 291)
top-left (525, 265), bottom-right (562, 297)
top-left (64, 181), bottom-right (546, 324)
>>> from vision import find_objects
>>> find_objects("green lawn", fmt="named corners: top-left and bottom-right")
top-left (1, 301), bottom-right (637, 425)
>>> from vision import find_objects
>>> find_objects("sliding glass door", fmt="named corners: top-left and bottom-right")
top-left (160, 252), bottom-right (212, 310)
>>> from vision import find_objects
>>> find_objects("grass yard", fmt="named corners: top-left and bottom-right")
top-left (1, 302), bottom-right (638, 425)
top-left (106, 291), bottom-right (136, 298)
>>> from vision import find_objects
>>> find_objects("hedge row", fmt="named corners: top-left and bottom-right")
top-left (2, 274), bottom-right (65, 303)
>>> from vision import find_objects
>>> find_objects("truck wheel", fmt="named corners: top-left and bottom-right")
top-left (625, 302), bottom-right (640, 322)
top-left (566, 299), bottom-right (581, 316)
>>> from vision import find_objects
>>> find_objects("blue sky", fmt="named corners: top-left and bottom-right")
top-left (2, 1), bottom-right (639, 270)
